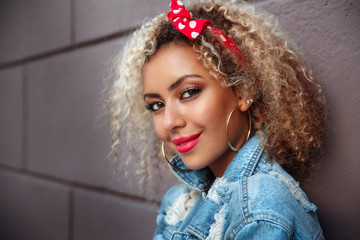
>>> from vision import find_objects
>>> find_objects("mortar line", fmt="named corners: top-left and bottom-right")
top-left (0, 28), bottom-right (136, 71)
top-left (0, 163), bottom-right (160, 205)
top-left (21, 66), bottom-right (28, 169)
top-left (68, 188), bottom-right (74, 240)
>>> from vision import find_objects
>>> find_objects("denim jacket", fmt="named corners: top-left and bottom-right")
top-left (153, 135), bottom-right (324, 240)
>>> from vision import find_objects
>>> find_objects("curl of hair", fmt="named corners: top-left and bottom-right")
top-left (106, 0), bottom-right (326, 195)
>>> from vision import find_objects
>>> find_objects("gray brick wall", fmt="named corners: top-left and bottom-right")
top-left (0, 169), bottom-right (70, 240)
top-left (0, 0), bottom-right (71, 64)
top-left (0, 68), bottom-right (23, 168)
top-left (74, 0), bottom-right (169, 42)
top-left (0, 0), bottom-right (359, 239)
top-left (27, 40), bottom-right (121, 186)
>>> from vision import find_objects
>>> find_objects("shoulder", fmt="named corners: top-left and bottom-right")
top-left (233, 220), bottom-right (291, 239)
top-left (232, 162), bottom-right (323, 239)
top-left (226, 159), bottom-right (316, 214)
top-left (246, 164), bottom-right (317, 215)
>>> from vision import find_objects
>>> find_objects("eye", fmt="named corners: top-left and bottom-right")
top-left (145, 102), bottom-right (164, 112)
top-left (180, 86), bottom-right (201, 100)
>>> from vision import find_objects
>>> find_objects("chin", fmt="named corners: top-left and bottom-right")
top-left (181, 157), bottom-right (208, 170)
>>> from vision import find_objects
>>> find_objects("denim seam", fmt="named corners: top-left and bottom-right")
top-left (186, 224), bottom-right (207, 239)
top-left (241, 144), bottom-right (263, 221)
top-left (171, 231), bottom-right (195, 240)
top-left (158, 224), bottom-right (176, 240)
top-left (230, 214), bottom-right (292, 239)
top-left (243, 146), bottom-right (261, 177)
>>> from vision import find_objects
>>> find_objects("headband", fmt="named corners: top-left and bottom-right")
top-left (167, 0), bottom-right (246, 64)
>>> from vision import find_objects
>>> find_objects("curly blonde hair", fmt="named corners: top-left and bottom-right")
top-left (106, 0), bottom-right (326, 195)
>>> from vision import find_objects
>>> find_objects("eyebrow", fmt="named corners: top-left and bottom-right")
top-left (168, 74), bottom-right (202, 91)
top-left (143, 74), bottom-right (203, 100)
top-left (143, 93), bottom-right (160, 100)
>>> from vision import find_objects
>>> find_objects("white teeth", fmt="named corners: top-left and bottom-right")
top-left (180, 142), bottom-right (187, 146)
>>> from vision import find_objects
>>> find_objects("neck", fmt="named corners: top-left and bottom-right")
top-left (209, 131), bottom-right (255, 178)
top-left (208, 150), bottom-right (237, 177)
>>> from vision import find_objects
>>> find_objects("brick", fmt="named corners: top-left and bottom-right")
top-left (0, 67), bottom-right (23, 168)
top-left (27, 40), bottom-right (125, 186)
top-left (0, 169), bottom-right (69, 240)
top-left (75, 0), bottom-right (169, 42)
top-left (27, 37), bottom-right (176, 201)
top-left (0, 0), bottom-right (71, 64)
top-left (74, 188), bottom-right (158, 240)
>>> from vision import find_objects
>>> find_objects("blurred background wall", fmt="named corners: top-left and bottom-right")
top-left (0, 0), bottom-right (359, 239)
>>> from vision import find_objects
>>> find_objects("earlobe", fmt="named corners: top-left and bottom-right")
top-left (238, 97), bottom-right (253, 112)
top-left (233, 88), bottom-right (253, 112)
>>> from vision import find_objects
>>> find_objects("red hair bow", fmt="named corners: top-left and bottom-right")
top-left (167, 0), bottom-right (210, 39)
top-left (167, 0), bottom-right (246, 64)
top-left (167, 0), bottom-right (211, 39)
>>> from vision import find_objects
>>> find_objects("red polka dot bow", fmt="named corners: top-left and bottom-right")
top-left (167, 0), bottom-right (211, 39)
top-left (167, 0), bottom-right (247, 64)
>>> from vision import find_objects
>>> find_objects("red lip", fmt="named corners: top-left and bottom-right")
top-left (172, 133), bottom-right (201, 153)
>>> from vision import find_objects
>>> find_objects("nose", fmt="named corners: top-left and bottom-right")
top-left (162, 103), bottom-right (185, 131)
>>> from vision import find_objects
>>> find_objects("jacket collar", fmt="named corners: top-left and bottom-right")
top-left (169, 135), bottom-right (264, 192)
top-left (169, 135), bottom-right (265, 239)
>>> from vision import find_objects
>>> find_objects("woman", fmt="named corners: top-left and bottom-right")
top-left (107, 0), bottom-right (326, 239)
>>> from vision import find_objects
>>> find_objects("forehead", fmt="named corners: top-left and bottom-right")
top-left (142, 43), bottom-right (208, 90)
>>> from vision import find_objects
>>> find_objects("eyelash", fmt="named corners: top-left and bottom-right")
top-left (180, 86), bottom-right (201, 100)
top-left (145, 102), bottom-right (163, 112)
top-left (145, 86), bottom-right (202, 112)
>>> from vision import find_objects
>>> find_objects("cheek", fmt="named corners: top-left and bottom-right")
top-left (196, 92), bottom-right (231, 124)
top-left (195, 90), bottom-right (236, 141)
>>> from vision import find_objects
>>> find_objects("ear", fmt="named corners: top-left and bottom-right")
top-left (233, 89), bottom-right (253, 112)
top-left (237, 97), bottom-right (252, 112)
top-left (233, 88), bottom-right (252, 112)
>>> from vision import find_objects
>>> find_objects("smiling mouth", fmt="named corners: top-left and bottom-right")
top-left (172, 133), bottom-right (202, 153)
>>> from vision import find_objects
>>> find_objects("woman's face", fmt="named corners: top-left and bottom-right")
top-left (143, 43), bottom-right (250, 176)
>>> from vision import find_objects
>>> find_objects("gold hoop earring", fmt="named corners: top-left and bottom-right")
top-left (226, 107), bottom-right (252, 152)
top-left (161, 141), bottom-right (192, 172)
